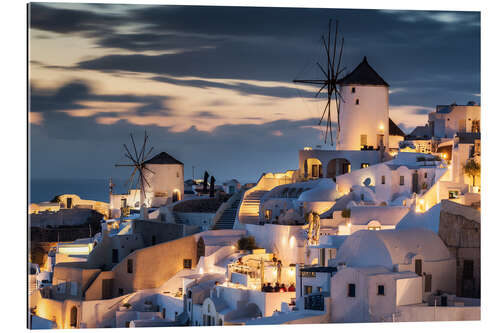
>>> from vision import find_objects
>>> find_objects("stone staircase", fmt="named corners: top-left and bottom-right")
top-left (237, 190), bottom-right (269, 225)
top-left (213, 192), bottom-right (244, 230)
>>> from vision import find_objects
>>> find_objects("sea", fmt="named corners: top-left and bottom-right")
top-left (29, 178), bottom-right (128, 203)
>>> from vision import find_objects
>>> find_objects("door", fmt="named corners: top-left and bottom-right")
top-left (70, 306), bottom-right (78, 328)
top-left (412, 172), bottom-right (419, 193)
top-left (377, 134), bottom-right (384, 149)
top-left (66, 197), bottom-right (73, 209)
top-left (102, 279), bottom-right (113, 299)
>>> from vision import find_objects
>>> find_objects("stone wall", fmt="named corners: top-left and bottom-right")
top-left (438, 200), bottom-right (480, 297)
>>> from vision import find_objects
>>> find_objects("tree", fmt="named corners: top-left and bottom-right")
top-left (463, 159), bottom-right (480, 187)
top-left (202, 171), bottom-right (209, 194)
top-left (209, 176), bottom-right (216, 198)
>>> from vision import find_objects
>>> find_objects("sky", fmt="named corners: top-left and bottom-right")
top-left (28, 2), bottom-right (480, 184)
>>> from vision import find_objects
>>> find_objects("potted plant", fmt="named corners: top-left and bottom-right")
top-left (119, 303), bottom-right (132, 311)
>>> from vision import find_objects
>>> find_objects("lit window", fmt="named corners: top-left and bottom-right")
top-left (360, 134), bottom-right (367, 147)
top-left (361, 163), bottom-right (369, 168)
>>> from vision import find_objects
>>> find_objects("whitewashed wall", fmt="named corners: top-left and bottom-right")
top-left (338, 85), bottom-right (389, 150)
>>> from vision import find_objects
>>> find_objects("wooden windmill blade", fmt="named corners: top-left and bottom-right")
top-left (115, 130), bottom-right (155, 209)
top-left (292, 19), bottom-right (346, 146)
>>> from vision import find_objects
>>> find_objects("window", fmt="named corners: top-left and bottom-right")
top-left (127, 259), bottom-right (133, 274)
top-left (399, 176), bottom-right (405, 186)
top-left (112, 249), bottom-right (119, 263)
top-left (381, 175), bottom-right (386, 184)
top-left (118, 288), bottom-right (124, 295)
top-left (424, 274), bottom-right (432, 292)
top-left (355, 99), bottom-right (359, 105)
top-left (304, 285), bottom-right (313, 295)
top-left (348, 284), bottom-right (356, 297)
top-left (415, 259), bottom-right (422, 276)
top-left (265, 209), bottom-right (272, 221)
top-left (125, 321), bottom-right (130, 328)
top-left (377, 285), bottom-right (385, 295)
top-left (472, 120), bottom-right (480, 133)
top-left (351, 87), bottom-right (356, 93)
top-left (424, 172), bottom-right (428, 179)
top-left (449, 190), bottom-right (459, 199)
top-left (361, 163), bottom-right (369, 168)
top-left (183, 259), bottom-right (192, 269)
top-left (360, 134), bottom-right (367, 147)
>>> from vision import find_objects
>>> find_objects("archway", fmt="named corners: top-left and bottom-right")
top-left (304, 158), bottom-right (323, 179)
top-left (70, 306), bottom-right (78, 328)
top-left (326, 158), bottom-right (351, 180)
top-left (172, 190), bottom-right (180, 203)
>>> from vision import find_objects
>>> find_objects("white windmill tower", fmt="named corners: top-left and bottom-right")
top-left (115, 131), bottom-right (155, 218)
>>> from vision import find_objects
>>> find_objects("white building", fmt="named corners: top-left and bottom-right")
top-left (335, 152), bottom-right (448, 205)
top-left (337, 56), bottom-right (389, 151)
top-left (110, 152), bottom-right (184, 218)
top-left (428, 102), bottom-right (480, 139)
top-left (328, 228), bottom-right (456, 322)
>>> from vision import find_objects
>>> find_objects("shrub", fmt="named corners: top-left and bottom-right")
top-left (341, 209), bottom-right (351, 218)
top-left (237, 236), bottom-right (257, 251)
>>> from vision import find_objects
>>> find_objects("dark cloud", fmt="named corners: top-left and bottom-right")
top-left (29, 3), bottom-right (120, 35)
top-left (30, 80), bottom-right (173, 117)
top-left (194, 111), bottom-right (223, 119)
top-left (151, 76), bottom-right (312, 99)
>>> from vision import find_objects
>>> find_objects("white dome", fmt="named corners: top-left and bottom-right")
top-left (297, 178), bottom-right (337, 202)
top-left (335, 228), bottom-right (450, 269)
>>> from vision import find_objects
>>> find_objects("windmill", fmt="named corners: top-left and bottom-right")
top-left (293, 19), bottom-right (346, 146)
top-left (115, 131), bottom-right (155, 211)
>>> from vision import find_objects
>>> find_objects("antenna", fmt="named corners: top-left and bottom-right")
top-left (293, 19), bottom-right (346, 146)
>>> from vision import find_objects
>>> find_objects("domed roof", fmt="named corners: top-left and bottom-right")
top-left (297, 178), bottom-right (337, 202)
top-left (335, 228), bottom-right (450, 269)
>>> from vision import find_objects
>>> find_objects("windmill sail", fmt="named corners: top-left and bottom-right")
top-left (115, 130), bottom-right (155, 210)
top-left (293, 19), bottom-right (345, 146)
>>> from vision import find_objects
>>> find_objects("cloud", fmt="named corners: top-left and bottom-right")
top-left (151, 76), bottom-right (312, 99)
top-left (30, 80), bottom-right (173, 120)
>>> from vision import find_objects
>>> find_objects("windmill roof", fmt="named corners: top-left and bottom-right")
top-left (144, 152), bottom-right (183, 165)
top-left (389, 118), bottom-right (406, 137)
top-left (338, 56), bottom-right (389, 87)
